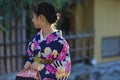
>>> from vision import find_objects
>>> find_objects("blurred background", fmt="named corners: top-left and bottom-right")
top-left (0, 0), bottom-right (120, 80)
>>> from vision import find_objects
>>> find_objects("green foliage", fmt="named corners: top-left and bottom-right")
top-left (0, 0), bottom-right (72, 33)
top-left (0, 24), bottom-right (7, 32)
top-left (45, 0), bottom-right (70, 10)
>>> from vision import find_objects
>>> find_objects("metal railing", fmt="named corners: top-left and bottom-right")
top-left (64, 33), bottom-right (94, 63)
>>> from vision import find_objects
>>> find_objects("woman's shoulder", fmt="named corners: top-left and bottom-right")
top-left (54, 30), bottom-right (68, 44)
top-left (55, 36), bottom-right (69, 48)
top-left (29, 32), bottom-right (40, 42)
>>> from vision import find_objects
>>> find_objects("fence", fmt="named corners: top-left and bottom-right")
top-left (0, 18), bottom-right (27, 75)
top-left (0, 17), bottom-right (94, 74)
top-left (64, 33), bottom-right (94, 64)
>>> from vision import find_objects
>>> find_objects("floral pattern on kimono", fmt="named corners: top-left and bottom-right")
top-left (27, 30), bottom-right (71, 80)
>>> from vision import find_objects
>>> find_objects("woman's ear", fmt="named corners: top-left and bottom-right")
top-left (39, 15), bottom-right (45, 21)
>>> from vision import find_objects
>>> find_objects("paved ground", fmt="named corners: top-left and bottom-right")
top-left (0, 72), bottom-right (17, 80)
top-left (69, 61), bottom-right (120, 80)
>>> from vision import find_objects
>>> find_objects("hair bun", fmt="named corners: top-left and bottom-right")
top-left (33, 2), bottom-right (57, 24)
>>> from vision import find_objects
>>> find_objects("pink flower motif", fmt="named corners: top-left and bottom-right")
top-left (33, 41), bottom-right (39, 50)
top-left (62, 48), bottom-right (67, 55)
top-left (65, 62), bottom-right (71, 73)
top-left (27, 47), bottom-right (33, 56)
top-left (63, 41), bottom-right (69, 52)
top-left (46, 64), bottom-right (57, 74)
top-left (46, 34), bottom-right (55, 44)
top-left (46, 54), bottom-right (53, 60)
top-left (43, 78), bottom-right (51, 80)
top-left (56, 53), bottom-right (66, 60)
top-left (57, 42), bottom-right (69, 60)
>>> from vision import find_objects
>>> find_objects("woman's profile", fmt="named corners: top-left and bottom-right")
top-left (24, 1), bottom-right (71, 80)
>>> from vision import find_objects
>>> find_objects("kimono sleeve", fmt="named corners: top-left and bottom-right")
top-left (53, 39), bottom-right (69, 61)
top-left (26, 44), bottom-right (34, 63)
top-left (25, 35), bottom-right (36, 63)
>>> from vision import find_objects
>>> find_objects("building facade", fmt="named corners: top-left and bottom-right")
top-left (68, 0), bottom-right (120, 63)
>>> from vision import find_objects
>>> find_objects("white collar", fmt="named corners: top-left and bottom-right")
top-left (40, 30), bottom-right (45, 41)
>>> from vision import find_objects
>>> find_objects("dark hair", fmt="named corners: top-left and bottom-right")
top-left (33, 2), bottom-right (57, 24)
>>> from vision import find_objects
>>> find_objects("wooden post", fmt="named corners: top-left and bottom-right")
top-left (82, 36), bottom-right (86, 61)
top-left (0, 30), bottom-right (5, 74)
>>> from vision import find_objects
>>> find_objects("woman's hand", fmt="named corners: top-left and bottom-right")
top-left (24, 61), bottom-right (31, 69)
top-left (31, 62), bottom-right (40, 70)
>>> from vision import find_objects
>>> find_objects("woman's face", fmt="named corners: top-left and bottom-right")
top-left (32, 13), bottom-right (42, 29)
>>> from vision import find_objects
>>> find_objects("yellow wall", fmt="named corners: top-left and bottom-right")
top-left (94, 0), bottom-right (120, 63)
top-left (75, 0), bottom-right (94, 33)
top-left (75, 4), bottom-right (83, 34)
top-left (74, 0), bottom-right (94, 56)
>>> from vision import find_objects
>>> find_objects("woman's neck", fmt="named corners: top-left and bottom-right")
top-left (41, 24), bottom-right (56, 39)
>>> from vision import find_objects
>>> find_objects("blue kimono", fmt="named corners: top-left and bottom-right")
top-left (27, 30), bottom-right (71, 80)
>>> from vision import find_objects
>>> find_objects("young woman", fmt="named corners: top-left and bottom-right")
top-left (24, 2), bottom-right (71, 80)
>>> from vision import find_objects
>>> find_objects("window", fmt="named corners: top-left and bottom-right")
top-left (102, 37), bottom-right (120, 57)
